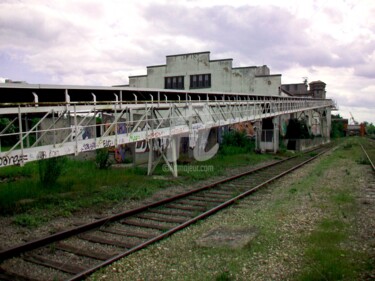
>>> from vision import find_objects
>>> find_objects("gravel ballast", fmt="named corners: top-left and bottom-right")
top-left (89, 143), bottom-right (375, 280)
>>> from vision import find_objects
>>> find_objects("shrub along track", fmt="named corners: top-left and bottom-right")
top-left (0, 145), bottom-right (332, 281)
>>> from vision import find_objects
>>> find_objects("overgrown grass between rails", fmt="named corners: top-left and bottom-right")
top-left (298, 217), bottom-right (363, 281)
top-left (296, 139), bottom-right (368, 281)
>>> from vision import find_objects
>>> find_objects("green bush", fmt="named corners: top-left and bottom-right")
top-left (285, 118), bottom-right (311, 139)
top-left (365, 122), bottom-right (375, 135)
top-left (96, 148), bottom-right (112, 169)
top-left (331, 121), bottom-right (345, 138)
top-left (220, 130), bottom-right (255, 155)
top-left (38, 157), bottom-right (67, 187)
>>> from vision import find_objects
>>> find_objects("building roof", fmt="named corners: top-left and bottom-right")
top-left (309, 80), bottom-right (326, 85)
top-left (166, 51), bottom-right (210, 57)
top-left (210, 58), bottom-right (233, 62)
top-left (280, 88), bottom-right (293, 96)
top-left (146, 64), bottom-right (166, 68)
top-left (256, 74), bottom-right (282, 77)
top-left (128, 74), bottom-right (147, 78)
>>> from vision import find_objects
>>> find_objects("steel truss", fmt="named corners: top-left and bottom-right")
top-left (0, 95), bottom-right (335, 175)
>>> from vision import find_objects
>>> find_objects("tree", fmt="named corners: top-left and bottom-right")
top-left (366, 122), bottom-right (375, 135)
top-left (331, 114), bottom-right (346, 138)
top-left (0, 118), bottom-right (17, 146)
top-left (285, 118), bottom-right (311, 139)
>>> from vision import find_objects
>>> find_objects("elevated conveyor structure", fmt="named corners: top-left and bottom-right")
top-left (0, 84), bottom-right (335, 175)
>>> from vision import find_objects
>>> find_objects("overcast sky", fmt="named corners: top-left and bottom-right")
top-left (1, 0), bottom-right (374, 123)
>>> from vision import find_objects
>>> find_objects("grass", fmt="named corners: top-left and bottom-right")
top-left (0, 159), bottom-right (176, 224)
top-left (89, 138), bottom-right (374, 280)
top-left (298, 218), bottom-right (359, 281)
top-left (295, 138), bottom-right (368, 281)
top-left (215, 270), bottom-right (232, 281)
top-left (0, 144), bottom-right (276, 228)
top-left (13, 213), bottom-right (48, 228)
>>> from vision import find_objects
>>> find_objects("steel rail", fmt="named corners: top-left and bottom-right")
top-left (360, 143), bottom-right (375, 172)
top-left (0, 145), bottom-right (332, 280)
top-left (68, 146), bottom-right (331, 281)
top-left (0, 156), bottom-right (293, 261)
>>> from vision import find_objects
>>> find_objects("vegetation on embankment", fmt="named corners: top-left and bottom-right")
top-left (0, 131), bottom-right (278, 227)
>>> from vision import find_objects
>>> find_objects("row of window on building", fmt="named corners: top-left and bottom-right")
top-left (164, 74), bottom-right (211, 90)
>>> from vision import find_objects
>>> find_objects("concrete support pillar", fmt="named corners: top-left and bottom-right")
top-left (129, 142), bottom-right (136, 167)
top-left (325, 108), bottom-right (331, 139)
top-left (170, 137), bottom-right (178, 177)
top-left (147, 139), bottom-right (154, 176)
top-left (272, 116), bottom-right (280, 153)
top-left (254, 120), bottom-right (262, 152)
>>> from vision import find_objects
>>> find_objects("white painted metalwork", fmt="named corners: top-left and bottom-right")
top-left (0, 95), bottom-right (334, 170)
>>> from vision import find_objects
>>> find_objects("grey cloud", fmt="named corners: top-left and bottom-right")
top-left (354, 65), bottom-right (375, 79)
top-left (142, 3), bottom-right (370, 72)
top-left (343, 94), bottom-right (375, 108)
top-left (0, 2), bottom-right (94, 51)
top-left (0, 5), bottom-right (62, 44)
top-left (148, 5), bottom-right (307, 49)
top-left (1, 1), bottom-right (374, 88)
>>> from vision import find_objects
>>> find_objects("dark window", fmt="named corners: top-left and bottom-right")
top-left (190, 75), bottom-right (197, 88)
top-left (165, 76), bottom-right (184, 89)
top-left (165, 77), bottom-right (172, 89)
top-left (204, 74), bottom-right (211, 87)
top-left (190, 74), bottom-right (211, 89)
top-left (178, 76), bottom-right (183, 89)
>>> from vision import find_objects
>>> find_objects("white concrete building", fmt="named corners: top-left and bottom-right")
top-left (127, 51), bottom-right (331, 153)
top-left (129, 51), bottom-right (282, 96)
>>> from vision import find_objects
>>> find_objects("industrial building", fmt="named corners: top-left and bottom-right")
top-left (281, 80), bottom-right (327, 99)
top-left (127, 51), bottom-right (332, 152)
top-left (129, 51), bottom-right (282, 96)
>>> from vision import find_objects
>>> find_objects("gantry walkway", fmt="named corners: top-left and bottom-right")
top-left (0, 84), bottom-right (335, 175)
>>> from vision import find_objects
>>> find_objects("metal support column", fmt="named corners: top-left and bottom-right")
top-left (170, 136), bottom-right (178, 177)
top-left (147, 139), bottom-right (154, 176)
top-left (272, 116), bottom-right (280, 153)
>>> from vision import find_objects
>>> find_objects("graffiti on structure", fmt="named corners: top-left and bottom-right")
top-left (71, 126), bottom-right (93, 141)
top-left (100, 140), bottom-right (113, 148)
top-left (118, 123), bottom-right (127, 134)
top-left (37, 151), bottom-right (47, 160)
top-left (129, 134), bottom-right (140, 142)
top-left (136, 141), bottom-right (148, 153)
top-left (0, 154), bottom-right (28, 166)
top-left (81, 142), bottom-right (96, 152)
top-left (82, 127), bottom-right (91, 139)
top-left (230, 121), bottom-right (255, 137)
top-left (147, 131), bottom-right (162, 139)
top-left (49, 150), bottom-right (60, 157)
top-left (114, 144), bottom-right (126, 163)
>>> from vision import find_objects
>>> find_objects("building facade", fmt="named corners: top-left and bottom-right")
top-left (281, 80), bottom-right (326, 99)
top-left (128, 51), bottom-right (331, 153)
top-left (129, 51), bottom-right (282, 96)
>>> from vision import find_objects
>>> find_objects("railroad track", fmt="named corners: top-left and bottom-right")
top-left (0, 145), bottom-right (332, 281)
top-left (361, 139), bottom-right (375, 172)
